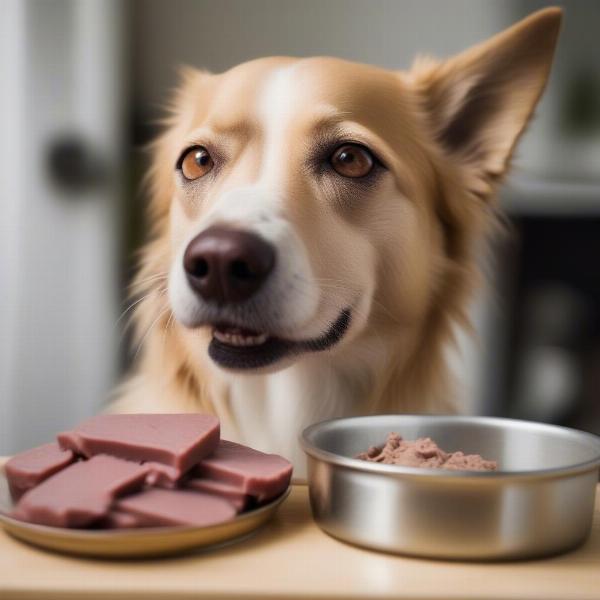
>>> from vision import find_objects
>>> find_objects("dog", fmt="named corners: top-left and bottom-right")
top-left (113, 8), bottom-right (562, 474)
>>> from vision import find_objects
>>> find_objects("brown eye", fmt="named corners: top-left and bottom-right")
top-left (330, 144), bottom-right (374, 178)
top-left (180, 146), bottom-right (214, 180)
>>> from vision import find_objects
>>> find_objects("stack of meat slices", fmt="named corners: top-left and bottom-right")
top-left (4, 414), bottom-right (292, 529)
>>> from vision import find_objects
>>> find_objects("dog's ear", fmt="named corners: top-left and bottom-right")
top-left (410, 7), bottom-right (562, 198)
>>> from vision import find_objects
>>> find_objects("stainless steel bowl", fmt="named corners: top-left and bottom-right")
top-left (300, 415), bottom-right (600, 560)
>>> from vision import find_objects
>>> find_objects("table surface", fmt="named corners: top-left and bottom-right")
top-left (0, 459), bottom-right (599, 600)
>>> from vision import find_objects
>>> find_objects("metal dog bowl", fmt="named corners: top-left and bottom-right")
top-left (300, 415), bottom-right (600, 560)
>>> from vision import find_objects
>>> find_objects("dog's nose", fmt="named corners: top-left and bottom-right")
top-left (183, 226), bottom-right (276, 304)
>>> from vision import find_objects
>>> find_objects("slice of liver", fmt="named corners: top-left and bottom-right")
top-left (115, 488), bottom-right (237, 527)
top-left (194, 440), bottom-right (293, 502)
top-left (13, 455), bottom-right (149, 528)
top-left (100, 509), bottom-right (147, 529)
top-left (4, 443), bottom-right (75, 501)
top-left (185, 478), bottom-right (249, 512)
top-left (57, 413), bottom-right (220, 472)
top-left (143, 462), bottom-right (184, 488)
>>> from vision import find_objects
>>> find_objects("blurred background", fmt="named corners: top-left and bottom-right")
top-left (1, 0), bottom-right (599, 454)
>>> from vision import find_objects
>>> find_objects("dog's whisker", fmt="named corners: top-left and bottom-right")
top-left (130, 271), bottom-right (169, 285)
top-left (159, 310), bottom-right (176, 369)
top-left (133, 306), bottom-right (171, 363)
top-left (129, 272), bottom-right (169, 289)
top-left (115, 287), bottom-right (167, 330)
top-left (122, 286), bottom-right (168, 350)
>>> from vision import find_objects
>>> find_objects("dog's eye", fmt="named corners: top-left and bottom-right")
top-left (330, 144), bottom-right (374, 178)
top-left (179, 146), bottom-right (214, 180)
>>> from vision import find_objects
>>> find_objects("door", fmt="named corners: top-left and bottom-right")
top-left (0, 0), bottom-right (125, 454)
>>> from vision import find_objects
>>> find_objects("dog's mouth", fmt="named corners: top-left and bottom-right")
top-left (208, 308), bottom-right (352, 370)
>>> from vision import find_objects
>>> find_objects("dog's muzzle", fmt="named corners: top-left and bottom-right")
top-left (178, 224), bottom-right (352, 370)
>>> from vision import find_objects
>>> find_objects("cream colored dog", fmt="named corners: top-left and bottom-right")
top-left (114, 8), bottom-right (562, 473)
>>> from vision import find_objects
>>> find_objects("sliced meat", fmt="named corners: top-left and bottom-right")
top-left (4, 442), bottom-right (75, 501)
top-left (143, 462), bottom-right (184, 488)
top-left (13, 455), bottom-right (149, 528)
top-left (194, 440), bottom-right (292, 502)
top-left (100, 509), bottom-right (147, 529)
top-left (57, 413), bottom-right (219, 472)
top-left (185, 477), bottom-right (249, 512)
top-left (115, 488), bottom-right (236, 527)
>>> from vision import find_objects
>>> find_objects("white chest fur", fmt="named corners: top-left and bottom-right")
top-left (226, 356), bottom-right (367, 478)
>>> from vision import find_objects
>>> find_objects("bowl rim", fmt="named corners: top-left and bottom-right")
top-left (300, 414), bottom-right (600, 480)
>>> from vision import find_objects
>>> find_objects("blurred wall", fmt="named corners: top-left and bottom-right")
top-left (0, 0), bottom-right (126, 454)
top-left (132, 0), bottom-right (508, 123)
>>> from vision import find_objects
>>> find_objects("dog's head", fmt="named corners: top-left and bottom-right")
top-left (142, 9), bottom-right (561, 377)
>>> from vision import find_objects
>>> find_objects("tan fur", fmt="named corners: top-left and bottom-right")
top-left (112, 10), bottom-right (562, 439)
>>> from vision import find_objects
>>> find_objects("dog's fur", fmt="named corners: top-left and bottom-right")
top-left (112, 9), bottom-right (561, 471)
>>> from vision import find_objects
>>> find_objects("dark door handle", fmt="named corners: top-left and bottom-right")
top-left (46, 134), bottom-right (107, 194)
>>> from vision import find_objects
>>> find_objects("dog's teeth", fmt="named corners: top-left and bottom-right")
top-left (247, 333), bottom-right (268, 345)
top-left (213, 329), bottom-right (268, 347)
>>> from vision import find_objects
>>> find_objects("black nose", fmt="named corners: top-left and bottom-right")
top-left (183, 226), bottom-right (276, 304)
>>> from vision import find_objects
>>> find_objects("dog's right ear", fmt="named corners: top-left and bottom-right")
top-left (410, 7), bottom-right (562, 199)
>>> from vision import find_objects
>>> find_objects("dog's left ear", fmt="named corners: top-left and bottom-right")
top-left (411, 7), bottom-right (562, 198)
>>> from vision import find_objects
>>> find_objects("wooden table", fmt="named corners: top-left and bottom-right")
top-left (1, 461), bottom-right (599, 600)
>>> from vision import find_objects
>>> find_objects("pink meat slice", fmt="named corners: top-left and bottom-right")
top-left (57, 413), bottom-right (220, 472)
top-left (143, 462), bottom-right (184, 488)
top-left (101, 509), bottom-right (146, 529)
top-left (185, 478), bottom-right (249, 512)
top-left (194, 440), bottom-right (293, 502)
top-left (115, 488), bottom-right (237, 527)
top-left (4, 443), bottom-right (75, 501)
top-left (13, 455), bottom-right (149, 528)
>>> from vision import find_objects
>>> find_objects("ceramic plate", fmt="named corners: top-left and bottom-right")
top-left (0, 468), bottom-right (290, 558)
